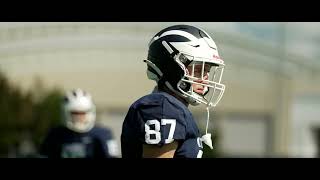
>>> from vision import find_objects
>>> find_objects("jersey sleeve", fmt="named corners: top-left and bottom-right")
top-left (135, 97), bottom-right (187, 146)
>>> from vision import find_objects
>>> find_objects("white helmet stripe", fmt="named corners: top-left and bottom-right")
top-left (162, 41), bottom-right (174, 54)
top-left (159, 30), bottom-right (199, 42)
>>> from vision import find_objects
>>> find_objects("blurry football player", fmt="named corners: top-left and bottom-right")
top-left (40, 88), bottom-right (119, 158)
top-left (121, 24), bottom-right (226, 158)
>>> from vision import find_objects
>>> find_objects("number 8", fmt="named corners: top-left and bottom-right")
top-left (145, 120), bottom-right (161, 144)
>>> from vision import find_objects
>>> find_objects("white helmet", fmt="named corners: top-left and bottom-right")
top-left (145, 24), bottom-right (225, 108)
top-left (62, 89), bottom-right (96, 133)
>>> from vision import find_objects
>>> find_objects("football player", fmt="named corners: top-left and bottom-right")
top-left (40, 88), bottom-right (119, 158)
top-left (121, 24), bottom-right (226, 158)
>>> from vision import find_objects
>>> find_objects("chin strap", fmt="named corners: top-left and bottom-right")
top-left (205, 106), bottom-right (210, 134)
top-left (201, 106), bottom-right (213, 149)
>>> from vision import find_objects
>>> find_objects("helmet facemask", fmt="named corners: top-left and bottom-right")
top-left (175, 53), bottom-right (225, 108)
top-left (63, 89), bottom-right (96, 133)
top-left (65, 109), bottom-right (96, 133)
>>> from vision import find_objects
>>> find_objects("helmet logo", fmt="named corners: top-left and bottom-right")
top-left (213, 54), bottom-right (220, 59)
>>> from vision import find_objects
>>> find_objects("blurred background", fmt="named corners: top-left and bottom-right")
top-left (1, 22), bottom-right (320, 158)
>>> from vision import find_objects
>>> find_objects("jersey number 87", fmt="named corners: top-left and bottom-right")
top-left (145, 119), bottom-right (176, 144)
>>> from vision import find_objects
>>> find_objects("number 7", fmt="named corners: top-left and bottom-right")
top-left (161, 119), bottom-right (176, 144)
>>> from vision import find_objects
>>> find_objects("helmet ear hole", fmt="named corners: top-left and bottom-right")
top-left (179, 77), bottom-right (191, 92)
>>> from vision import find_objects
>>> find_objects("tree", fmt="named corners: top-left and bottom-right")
top-left (0, 71), bottom-right (63, 157)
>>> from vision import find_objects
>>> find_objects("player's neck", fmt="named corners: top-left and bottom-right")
top-left (158, 85), bottom-right (189, 107)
